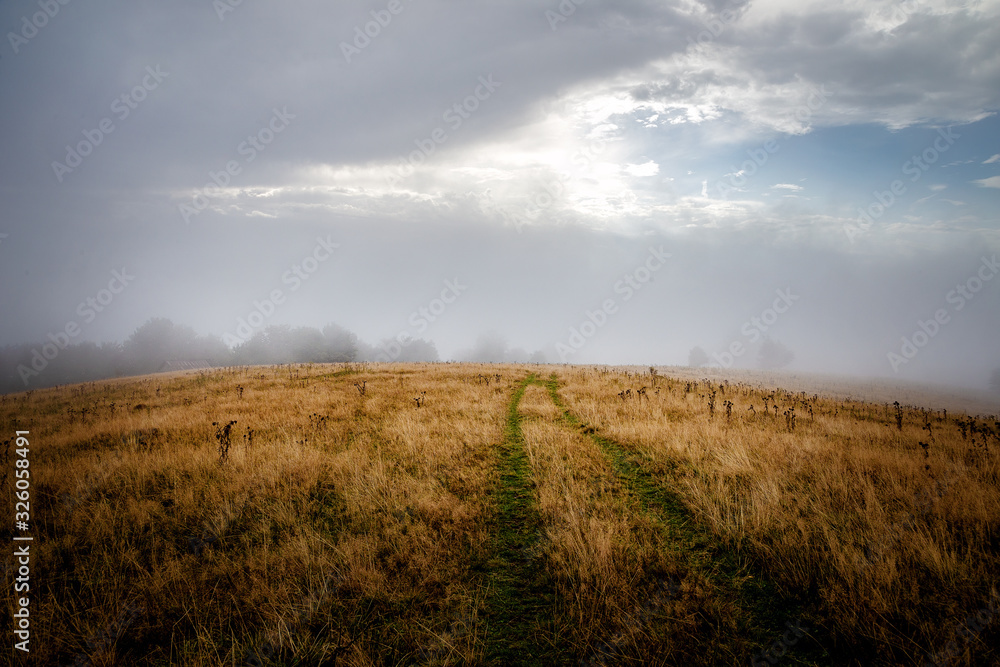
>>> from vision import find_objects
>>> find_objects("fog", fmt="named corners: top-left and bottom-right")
top-left (2, 0), bottom-right (999, 393)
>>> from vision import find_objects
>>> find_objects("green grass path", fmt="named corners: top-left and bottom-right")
top-left (482, 374), bottom-right (573, 666)
top-left (542, 374), bottom-right (833, 666)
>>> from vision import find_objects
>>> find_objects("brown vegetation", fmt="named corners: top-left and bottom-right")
top-left (1, 363), bottom-right (997, 665)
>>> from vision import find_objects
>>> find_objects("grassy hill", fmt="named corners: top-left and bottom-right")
top-left (2, 363), bottom-right (998, 665)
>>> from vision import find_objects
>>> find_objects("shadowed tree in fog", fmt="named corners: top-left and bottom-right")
top-left (322, 324), bottom-right (359, 362)
top-left (457, 332), bottom-right (547, 363)
top-left (460, 332), bottom-right (510, 362)
top-left (757, 338), bottom-right (795, 370)
top-left (1, 340), bottom-right (124, 393)
top-left (125, 318), bottom-right (229, 374)
top-left (369, 337), bottom-right (439, 362)
top-left (232, 325), bottom-right (359, 365)
top-left (529, 350), bottom-right (548, 364)
top-left (2, 317), bottom-right (228, 393)
top-left (688, 346), bottom-right (709, 367)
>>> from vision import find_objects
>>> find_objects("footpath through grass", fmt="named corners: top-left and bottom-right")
top-left (483, 374), bottom-right (572, 666)
top-left (543, 374), bottom-right (834, 666)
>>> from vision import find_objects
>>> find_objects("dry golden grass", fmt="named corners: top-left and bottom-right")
top-left (1, 363), bottom-right (997, 665)
top-left (644, 365), bottom-right (1000, 417)
top-left (551, 366), bottom-right (1000, 665)
top-left (3, 364), bottom-right (523, 665)
top-left (518, 383), bottom-right (732, 665)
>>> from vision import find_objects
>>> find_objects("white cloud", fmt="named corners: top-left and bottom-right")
top-left (623, 1), bottom-right (1000, 135)
top-left (624, 161), bottom-right (660, 177)
top-left (929, 184), bottom-right (947, 191)
top-left (973, 176), bottom-right (1000, 188)
top-left (984, 154), bottom-right (1000, 164)
top-left (117, 0), bottom-right (1000, 242)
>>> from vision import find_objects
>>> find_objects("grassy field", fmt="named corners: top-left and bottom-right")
top-left (2, 363), bottom-right (998, 666)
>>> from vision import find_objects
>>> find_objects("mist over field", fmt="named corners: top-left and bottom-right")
top-left (2, 0), bottom-right (999, 391)
top-left (4, 4), bottom-right (1000, 663)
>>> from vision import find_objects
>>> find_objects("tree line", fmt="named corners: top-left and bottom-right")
top-left (0, 318), bottom-right (439, 394)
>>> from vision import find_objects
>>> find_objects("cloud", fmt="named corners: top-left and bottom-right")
top-left (973, 176), bottom-right (1000, 189)
top-left (2, 0), bottom-right (1000, 393)
top-left (615, 1), bottom-right (1000, 136)
top-left (984, 154), bottom-right (1000, 164)
top-left (624, 161), bottom-right (660, 176)
top-left (929, 184), bottom-right (947, 191)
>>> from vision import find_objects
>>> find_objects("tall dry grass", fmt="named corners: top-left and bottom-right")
top-left (551, 367), bottom-right (1000, 665)
top-left (518, 382), bottom-right (739, 665)
top-left (1, 363), bottom-right (522, 665)
top-left (2, 363), bottom-right (997, 665)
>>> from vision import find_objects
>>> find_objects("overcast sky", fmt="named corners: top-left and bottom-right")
top-left (1, 0), bottom-right (998, 387)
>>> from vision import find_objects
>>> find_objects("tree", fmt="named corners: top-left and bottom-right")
top-left (459, 332), bottom-right (509, 362)
top-left (288, 327), bottom-right (326, 362)
top-left (396, 338), bottom-right (439, 362)
top-left (507, 347), bottom-right (530, 363)
top-left (321, 324), bottom-right (358, 362)
top-left (688, 346), bottom-right (709, 367)
top-left (232, 325), bottom-right (296, 365)
top-left (232, 325), bottom-right (358, 364)
top-left (124, 318), bottom-right (226, 373)
top-left (757, 338), bottom-right (794, 370)
top-left (529, 350), bottom-right (548, 364)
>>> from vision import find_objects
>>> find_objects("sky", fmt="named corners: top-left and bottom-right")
top-left (0, 0), bottom-right (998, 388)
